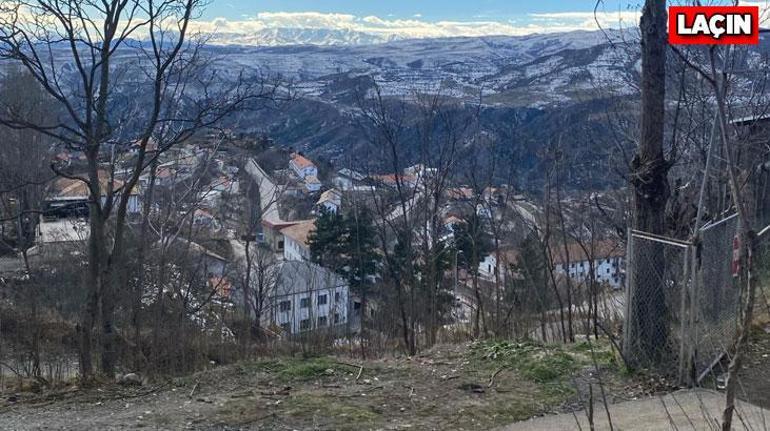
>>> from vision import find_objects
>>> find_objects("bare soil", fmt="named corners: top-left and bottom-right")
top-left (0, 341), bottom-right (669, 430)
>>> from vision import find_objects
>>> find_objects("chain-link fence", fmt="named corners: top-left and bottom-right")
top-left (623, 229), bottom-right (692, 376)
top-left (691, 214), bottom-right (741, 383)
top-left (623, 214), bottom-right (744, 384)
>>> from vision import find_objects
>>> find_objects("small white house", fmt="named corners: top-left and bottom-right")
top-left (267, 261), bottom-right (349, 335)
top-left (477, 249), bottom-right (520, 282)
top-left (290, 153), bottom-right (318, 180)
top-left (304, 175), bottom-right (322, 193)
top-left (280, 220), bottom-right (315, 262)
top-left (553, 240), bottom-right (625, 290)
top-left (316, 189), bottom-right (342, 213)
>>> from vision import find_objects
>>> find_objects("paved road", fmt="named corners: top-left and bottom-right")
top-left (244, 158), bottom-right (282, 225)
top-left (500, 389), bottom-right (769, 431)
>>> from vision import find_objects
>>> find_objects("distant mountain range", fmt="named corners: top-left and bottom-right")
top-left (207, 30), bottom-right (639, 108)
top-left (205, 27), bottom-right (402, 47)
top-left (37, 29), bottom-right (770, 191)
top-left (204, 30), bottom-right (643, 191)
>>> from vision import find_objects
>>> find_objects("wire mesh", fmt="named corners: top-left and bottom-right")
top-left (692, 214), bottom-right (741, 382)
top-left (623, 214), bottom-right (744, 384)
top-left (623, 231), bottom-right (690, 374)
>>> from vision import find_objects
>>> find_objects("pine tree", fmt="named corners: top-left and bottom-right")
top-left (341, 207), bottom-right (380, 295)
top-left (308, 207), bottom-right (347, 271)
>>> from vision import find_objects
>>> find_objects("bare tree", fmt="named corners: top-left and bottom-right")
top-left (627, 0), bottom-right (671, 364)
top-left (0, 0), bottom-right (274, 378)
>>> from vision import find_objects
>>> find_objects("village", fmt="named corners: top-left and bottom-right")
top-left (5, 1), bottom-right (770, 429)
top-left (0, 132), bottom-right (627, 345)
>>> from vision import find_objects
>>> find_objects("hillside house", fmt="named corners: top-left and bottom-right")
top-left (404, 163), bottom-right (437, 180)
top-left (316, 188), bottom-right (342, 213)
top-left (265, 261), bottom-right (349, 335)
top-left (333, 168), bottom-right (366, 191)
top-left (478, 248), bottom-right (520, 282)
top-left (371, 173), bottom-right (418, 189)
top-left (32, 218), bottom-right (90, 259)
top-left (193, 209), bottom-right (220, 230)
top-left (261, 220), bottom-right (301, 253)
top-left (45, 174), bottom-right (141, 219)
top-left (161, 237), bottom-right (229, 278)
top-left (304, 175), bottom-right (322, 193)
top-left (552, 240), bottom-right (625, 290)
top-left (280, 220), bottom-right (316, 261)
top-left (290, 153), bottom-right (318, 180)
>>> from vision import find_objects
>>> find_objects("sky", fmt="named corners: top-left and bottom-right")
top-left (188, 0), bottom-right (769, 44)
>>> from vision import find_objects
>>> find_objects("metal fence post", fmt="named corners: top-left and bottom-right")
top-left (622, 228), bottom-right (634, 359)
top-left (678, 245), bottom-right (691, 386)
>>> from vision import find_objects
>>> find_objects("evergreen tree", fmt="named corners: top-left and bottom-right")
top-left (453, 216), bottom-right (493, 276)
top-left (308, 207), bottom-right (347, 270)
top-left (341, 207), bottom-right (380, 294)
top-left (308, 206), bottom-right (380, 293)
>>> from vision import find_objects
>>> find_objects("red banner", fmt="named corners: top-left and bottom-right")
top-left (669, 6), bottom-right (759, 45)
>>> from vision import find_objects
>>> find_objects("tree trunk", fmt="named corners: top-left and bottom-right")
top-left (628, 0), bottom-right (670, 365)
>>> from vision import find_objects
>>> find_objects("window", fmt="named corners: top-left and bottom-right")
top-left (353, 301), bottom-right (362, 310)
top-left (335, 292), bottom-right (341, 302)
top-left (280, 322), bottom-right (291, 333)
top-left (278, 240), bottom-right (284, 250)
top-left (300, 297), bottom-right (310, 308)
top-left (300, 319), bottom-right (311, 330)
top-left (606, 268), bottom-right (610, 274)
top-left (318, 316), bottom-right (327, 327)
top-left (317, 294), bottom-right (328, 305)
top-left (334, 313), bottom-right (340, 324)
top-left (279, 300), bottom-right (291, 312)
top-left (580, 262), bottom-right (584, 268)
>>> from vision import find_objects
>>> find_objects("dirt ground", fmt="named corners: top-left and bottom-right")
top-left (0, 340), bottom-right (657, 431)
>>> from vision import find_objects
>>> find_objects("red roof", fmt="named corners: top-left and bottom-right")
top-left (291, 153), bottom-right (315, 169)
top-left (373, 174), bottom-right (417, 186)
top-left (552, 240), bottom-right (624, 265)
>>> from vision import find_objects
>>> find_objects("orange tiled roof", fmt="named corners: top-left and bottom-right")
top-left (291, 153), bottom-right (315, 169)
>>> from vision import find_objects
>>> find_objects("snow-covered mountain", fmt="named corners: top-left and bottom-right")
top-left (205, 27), bottom-right (402, 47)
top-left (206, 29), bottom-right (639, 108)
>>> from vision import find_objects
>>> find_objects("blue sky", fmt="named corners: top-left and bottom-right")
top-left (204, 0), bottom-right (634, 21)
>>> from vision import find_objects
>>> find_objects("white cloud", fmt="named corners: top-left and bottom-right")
top-left (187, 10), bottom-right (641, 46)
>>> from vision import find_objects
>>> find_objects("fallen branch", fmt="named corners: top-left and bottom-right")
top-left (189, 382), bottom-right (199, 398)
top-left (488, 366), bottom-right (509, 388)
top-left (335, 361), bottom-right (364, 381)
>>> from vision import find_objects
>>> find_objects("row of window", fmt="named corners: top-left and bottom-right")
top-left (278, 292), bottom-right (342, 312)
top-left (285, 313), bottom-right (342, 332)
top-left (568, 258), bottom-right (623, 269)
top-left (570, 267), bottom-right (617, 276)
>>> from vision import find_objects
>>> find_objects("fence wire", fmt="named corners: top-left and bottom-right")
top-left (623, 214), bottom-right (743, 384)
top-left (623, 230), bottom-right (691, 375)
top-left (692, 214), bottom-right (741, 383)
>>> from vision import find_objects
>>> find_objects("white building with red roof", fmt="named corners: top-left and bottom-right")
top-left (289, 153), bottom-right (318, 180)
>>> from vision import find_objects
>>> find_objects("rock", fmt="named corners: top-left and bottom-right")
top-left (118, 373), bottom-right (142, 386)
